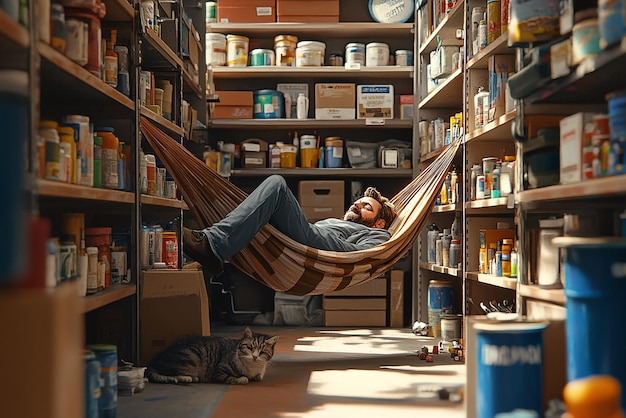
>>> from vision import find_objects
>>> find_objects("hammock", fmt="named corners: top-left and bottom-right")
top-left (141, 118), bottom-right (460, 295)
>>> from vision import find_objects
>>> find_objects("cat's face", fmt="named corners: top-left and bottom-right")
top-left (238, 327), bottom-right (279, 363)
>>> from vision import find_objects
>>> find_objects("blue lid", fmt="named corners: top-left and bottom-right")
top-left (369, 0), bottom-right (414, 23)
top-left (95, 126), bottom-right (115, 132)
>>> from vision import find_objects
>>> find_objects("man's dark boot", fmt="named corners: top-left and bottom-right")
top-left (182, 227), bottom-right (224, 277)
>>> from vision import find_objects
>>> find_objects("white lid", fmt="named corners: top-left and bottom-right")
top-left (366, 42), bottom-right (389, 49)
top-left (145, 154), bottom-right (156, 164)
top-left (368, 0), bottom-right (414, 23)
top-left (153, 262), bottom-right (167, 269)
top-left (297, 40), bottom-right (325, 50)
top-left (0, 70), bottom-right (29, 97)
top-left (538, 218), bottom-right (564, 228)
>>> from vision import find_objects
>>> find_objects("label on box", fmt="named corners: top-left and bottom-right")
top-left (357, 85), bottom-right (394, 119)
top-left (256, 6), bottom-right (272, 16)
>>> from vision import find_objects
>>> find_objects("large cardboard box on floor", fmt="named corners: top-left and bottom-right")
top-left (140, 269), bottom-right (210, 365)
top-left (0, 283), bottom-right (83, 418)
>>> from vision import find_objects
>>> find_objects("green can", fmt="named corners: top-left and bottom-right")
top-left (249, 49), bottom-right (276, 66)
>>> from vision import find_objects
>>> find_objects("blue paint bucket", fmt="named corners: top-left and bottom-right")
top-left (428, 280), bottom-right (454, 337)
top-left (0, 70), bottom-right (28, 282)
top-left (475, 319), bottom-right (549, 418)
top-left (324, 137), bottom-right (343, 168)
top-left (86, 344), bottom-right (118, 418)
top-left (253, 89), bottom-right (285, 119)
top-left (84, 350), bottom-right (101, 418)
top-left (553, 236), bottom-right (626, 410)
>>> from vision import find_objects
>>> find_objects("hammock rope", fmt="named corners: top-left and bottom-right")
top-left (141, 118), bottom-right (460, 295)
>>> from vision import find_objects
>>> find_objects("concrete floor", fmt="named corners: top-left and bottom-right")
top-left (118, 326), bottom-right (466, 418)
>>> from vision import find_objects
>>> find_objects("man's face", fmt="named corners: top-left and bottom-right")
top-left (344, 197), bottom-right (384, 228)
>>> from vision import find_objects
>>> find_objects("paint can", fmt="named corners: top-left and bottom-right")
top-left (553, 236), bottom-right (626, 410)
top-left (226, 34), bottom-right (249, 67)
top-left (253, 89), bottom-right (285, 119)
top-left (162, 231), bottom-right (178, 269)
top-left (440, 315), bottom-right (462, 341)
top-left (84, 349), bottom-right (101, 418)
top-left (300, 135), bottom-right (318, 168)
top-left (365, 42), bottom-right (389, 66)
top-left (249, 48), bottom-right (275, 66)
top-left (427, 280), bottom-right (454, 337)
top-left (86, 344), bottom-right (118, 418)
top-left (345, 42), bottom-right (365, 66)
top-left (395, 49), bottom-right (413, 66)
top-left (475, 319), bottom-right (549, 418)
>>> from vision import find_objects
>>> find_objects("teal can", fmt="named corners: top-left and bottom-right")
top-left (84, 350), bottom-right (101, 418)
top-left (86, 344), bottom-right (118, 418)
top-left (249, 49), bottom-right (275, 66)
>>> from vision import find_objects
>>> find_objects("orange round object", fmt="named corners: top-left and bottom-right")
top-left (563, 375), bottom-right (624, 418)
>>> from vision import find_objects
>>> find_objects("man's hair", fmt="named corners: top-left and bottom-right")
top-left (363, 186), bottom-right (397, 229)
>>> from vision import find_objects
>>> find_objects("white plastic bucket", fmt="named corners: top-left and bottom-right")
top-left (366, 42), bottom-right (389, 66)
top-left (440, 315), bottom-right (462, 340)
top-left (206, 33), bottom-right (226, 66)
top-left (226, 34), bottom-right (249, 67)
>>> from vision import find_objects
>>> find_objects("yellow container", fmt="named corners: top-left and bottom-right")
top-left (58, 125), bottom-right (76, 184)
top-left (280, 144), bottom-right (297, 168)
top-left (487, 0), bottom-right (501, 44)
top-left (226, 34), bottom-right (249, 67)
top-left (299, 135), bottom-right (318, 168)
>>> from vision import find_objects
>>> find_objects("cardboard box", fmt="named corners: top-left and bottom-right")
top-left (479, 229), bottom-right (515, 254)
top-left (357, 85), bottom-right (394, 119)
top-left (400, 95), bottom-right (414, 120)
top-left (389, 270), bottom-right (404, 327)
top-left (560, 112), bottom-right (595, 184)
top-left (323, 297), bottom-right (387, 310)
top-left (212, 91), bottom-right (253, 119)
top-left (277, 14), bottom-right (340, 22)
top-left (0, 284), bottom-right (83, 418)
top-left (140, 270), bottom-right (210, 365)
top-left (331, 277), bottom-right (387, 297)
top-left (241, 138), bottom-right (268, 168)
top-left (298, 180), bottom-right (344, 207)
top-left (218, 0), bottom-right (275, 23)
top-left (525, 114), bottom-right (564, 139)
top-left (488, 55), bottom-right (516, 122)
top-left (277, 0), bottom-right (339, 16)
top-left (302, 205), bottom-right (345, 221)
top-left (315, 83), bottom-right (356, 120)
top-left (324, 310), bottom-right (386, 326)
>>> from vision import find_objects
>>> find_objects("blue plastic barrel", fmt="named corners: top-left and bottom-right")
top-left (475, 319), bottom-right (549, 418)
top-left (84, 349), bottom-right (101, 418)
top-left (553, 236), bottom-right (626, 410)
top-left (0, 70), bottom-right (29, 282)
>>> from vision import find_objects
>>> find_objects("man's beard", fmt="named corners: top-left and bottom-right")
top-left (344, 209), bottom-right (377, 227)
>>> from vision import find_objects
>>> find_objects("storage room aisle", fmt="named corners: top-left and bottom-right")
top-left (118, 326), bottom-right (466, 418)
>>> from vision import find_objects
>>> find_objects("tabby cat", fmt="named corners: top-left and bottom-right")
top-left (145, 327), bottom-right (279, 385)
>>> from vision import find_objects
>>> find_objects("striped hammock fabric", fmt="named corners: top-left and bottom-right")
top-left (141, 118), bottom-right (460, 295)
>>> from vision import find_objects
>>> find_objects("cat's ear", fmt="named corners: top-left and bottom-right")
top-left (243, 327), bottom-right (253, 338)
top-left (265, 335), bottom-right (279, 346)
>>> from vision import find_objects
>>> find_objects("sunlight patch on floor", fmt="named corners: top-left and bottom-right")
top-left (278, 402), bottom-right (465, 418)
top-left (305, 366), bottom-right (465, 401)
top-left (293, 328), bottom-right (425, 355)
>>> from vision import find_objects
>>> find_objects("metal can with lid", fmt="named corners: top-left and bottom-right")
top-left (345, 42), bottom-right (365, 66)
top-left (395, 49), bottom-right (413, 66)
top-left (249, 48), bottom-right (276, 66)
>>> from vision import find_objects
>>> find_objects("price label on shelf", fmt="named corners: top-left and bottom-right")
top-left (365, 118), bottom-right (386, 126)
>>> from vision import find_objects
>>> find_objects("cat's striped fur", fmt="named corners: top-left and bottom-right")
top-left (145, 327), bottom-right (279, 385)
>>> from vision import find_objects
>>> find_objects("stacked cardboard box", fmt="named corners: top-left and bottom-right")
top-left (218, 0), bottom-right (276, 23)
top-left (298, 180), bottom-right (345, 221)
top-left (276, 0), bottom-right (339, 22)
top-left (323, 277), bottom-right (387, 326)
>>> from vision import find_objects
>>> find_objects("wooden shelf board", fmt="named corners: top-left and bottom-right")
top-left (465, 111), bottom-right (516, 142)
top-left (209, 65), bottom-right (413, 79)
top-left (103, 0), bottom-right (134, 22)
top-left (230, 168), bottom-right (414, 178)
top-left (466, 272), bottom-right (518, 290)
top-left (419, 0), bottom-right (464, 55)
top-left (37, 179), bottom-right (135, 203)
top-left (208, 118), bottom-right (413, 129)
top-left (141, 29), bottom-right (183, 70)
top-left (140, 106), bottom-right (185, 136)
top-left (83, 284), bottom-right (136, 313)
top-left (141, 194), bottom-right (186, 209)
top-left (519, 284), bottom-right (566, 305)
top-left (517, 174), bottom-right (626, 203)
top-left (466, 34), bottom-right (514, 70)
top-left (207, 22), bottom-right (414, 38)
top-left (0, 9), bottom-right (29, 49)
top-left (418, 68), bottom-right (464, 109)
top-left (432, 203), bottom-right (460, 213)
top-left (418, 262), bottom-right (462, 278)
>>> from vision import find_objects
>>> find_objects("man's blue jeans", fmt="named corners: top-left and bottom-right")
top-left (201, 175), bottom-right (339, 262)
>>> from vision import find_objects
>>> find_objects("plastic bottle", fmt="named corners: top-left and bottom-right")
top-left (501, 238), bottom-right (512, 277)
top-left (495, 241), bottom-right (503, 276)
top-left (427, 224), bottom-right (440, 264)
top-left (104, 28), bottom-right (118, 87)
top-left (492, 161), bottom-right (501, 198)
top-left (96, 127), bottom-right (119, 189)
top-left (117, 142), bottom-right (125, 190)
top-left (450, 169), bottom-right (458, 204)
top-left (449, 239), bottom-right (461, 269)
top-left (145, 154), bottom-right (156, 195)
top-left (297, 93), bottom-right (309, 119)
top-left (510, 245), bottom-right (517, 278)
top-left (39, 119), bottom-right (60, 181)
top-left (58, 126), bottom-right (76, 184)
top-left (93, 135), bottom-right (102, 188)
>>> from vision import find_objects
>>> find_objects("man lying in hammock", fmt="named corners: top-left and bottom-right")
top-left (183, 174), bottom-right (398, 277)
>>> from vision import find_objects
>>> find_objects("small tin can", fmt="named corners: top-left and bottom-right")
top-left (487, 0), bottom-right (501, 44)
top-left (162, 231), bottom-right (179, 269)
top-left (345, 42), bottom-right (365, 66)
top-left (59, 242), bottom-right (77, 282)
top-left (395, 49), bottom-right (413, 66)
top-left (249, 48), bottom-right (276, 66)
top-left (206, 1), bottom-right (217, 22)
top-left (329, 52), bottom-right (343, 66)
